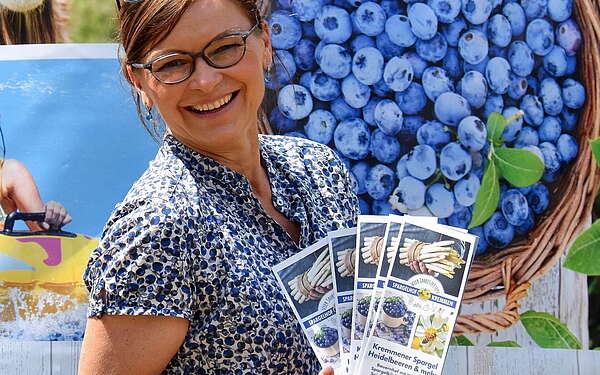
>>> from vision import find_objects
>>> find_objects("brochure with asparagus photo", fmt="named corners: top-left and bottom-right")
top-left (272, 237), bottom-right (342, 370)
top-left (328, 227), bottom-right (357, 375)
top-left (349, 215), bottom-right (389, 373)
top-left (356, 221), bottom-right (477, 375)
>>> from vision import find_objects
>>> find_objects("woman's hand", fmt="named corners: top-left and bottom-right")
top-left (41, 201), bottom-right (72, 230)
top-left (318, 366), bottom-right (334, 375)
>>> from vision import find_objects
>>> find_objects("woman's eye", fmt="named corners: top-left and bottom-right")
top-left (155, 58), bottom-right (188, 71)
top-left (212, 43), bottom-right (242, 54)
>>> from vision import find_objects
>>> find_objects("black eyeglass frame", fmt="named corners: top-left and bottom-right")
top-left (115, 0), bottom-right (143, 11)
top-left (128, 22), bottom-right (262, 85)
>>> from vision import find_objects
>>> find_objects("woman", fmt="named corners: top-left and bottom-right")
top-left (79, 0), bottom-right (357, 374)
top-left (0, 158), bottom-right (72, 231)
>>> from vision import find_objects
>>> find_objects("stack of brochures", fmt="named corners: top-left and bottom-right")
top-left (272, 214), bottom-right (478, 375)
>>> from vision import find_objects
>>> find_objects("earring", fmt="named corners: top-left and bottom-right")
top-left (264, 63), bottom-right (273, 83)
top-left (145, 107), bottom-right (153, 121)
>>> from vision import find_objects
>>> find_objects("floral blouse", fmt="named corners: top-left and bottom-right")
top-left (83, 134), bottom-right (359, 374)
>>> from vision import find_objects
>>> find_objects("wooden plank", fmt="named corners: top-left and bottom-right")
top-left (560, 254), bottom-right (590, 349)
top-left (51, 341), bottom-right (81, 375)
top-left (442, 346), bottom-right (468, 375)
top-left (578, 349), bottom-right (600, 374)
top-left (0, 341), bottom-right (51, 375)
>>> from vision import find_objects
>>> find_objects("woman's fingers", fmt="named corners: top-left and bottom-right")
top-left (318, 366), bottom-right (334, 375)
top-left (44, 201), bottom-right (71, 229)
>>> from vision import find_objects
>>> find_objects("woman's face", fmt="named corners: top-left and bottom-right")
top-left (131, 0), bottom-right (271, 153)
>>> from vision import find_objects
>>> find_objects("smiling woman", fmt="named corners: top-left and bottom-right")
top-left (78, 1), bottom-right (358, 374)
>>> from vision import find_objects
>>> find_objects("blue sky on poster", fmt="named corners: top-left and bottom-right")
top-left (0, 44), bottom-right (158, 237)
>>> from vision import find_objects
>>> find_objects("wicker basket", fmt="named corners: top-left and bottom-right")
top-left (454, 0), bottom-right (600, 334)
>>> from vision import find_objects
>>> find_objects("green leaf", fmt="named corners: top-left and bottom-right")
top-left (494, 147), bottom-right (544, 187)
top-left (520, 310), bottom-right (582, 349)
top-left (590, 137), bottom-right (600, 167)
top-left (468, 161), bottom-right (500, 228)
top-left (449, 335), bottom-right (474, 346)
top-left (563, 219), bottom-right (600, 275)
top-left (486, 112), bottom-right (507, 145)
top-left (487, 340), bottom-right (521, 347)
top-left (594, 347), bottom-right (600, 351)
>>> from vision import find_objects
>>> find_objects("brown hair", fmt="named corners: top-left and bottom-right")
top-left (0, 0), bottom-right (59, 44)
top-left (118, 0), bottom-right (273, 142)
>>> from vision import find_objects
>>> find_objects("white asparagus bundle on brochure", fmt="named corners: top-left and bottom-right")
top-left (336, 246), bottom-right (356, 277)
top-left (361, 236), bottom-right (385, 265)
top-left (288, 248), bottom-right (333, 303)
top-left (392, 238), bottom-right (466, 278)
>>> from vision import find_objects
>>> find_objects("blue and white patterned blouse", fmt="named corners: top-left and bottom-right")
top-left (83, 134), bottom-right (359, 374)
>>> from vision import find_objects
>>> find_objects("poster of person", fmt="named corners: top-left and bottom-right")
top-left (0, 44), bottom-right (158, 340)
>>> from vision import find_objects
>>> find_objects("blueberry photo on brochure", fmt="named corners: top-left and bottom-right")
top-left (276, 246), bottom-right (333, 319)
top-left (373, 293), bottom-right (417, 347)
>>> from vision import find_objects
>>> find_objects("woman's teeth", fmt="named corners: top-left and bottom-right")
top-left (191, 93), bottom-right (233, 112)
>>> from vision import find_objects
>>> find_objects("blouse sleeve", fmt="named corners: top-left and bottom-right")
top-left (83, 198), bottom-right (197, 320)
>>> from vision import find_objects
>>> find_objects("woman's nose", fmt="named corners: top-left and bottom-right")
top-left (187, 57), bottom-right (224, 92)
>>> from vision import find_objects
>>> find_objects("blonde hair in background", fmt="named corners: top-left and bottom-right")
top-left (0, 0), bottom-right (70, 44)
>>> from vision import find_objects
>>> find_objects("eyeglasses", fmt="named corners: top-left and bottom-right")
top-left (115, 0), bottom-right (143, 11)
top-left (129, 22), bottom-right (261, 84)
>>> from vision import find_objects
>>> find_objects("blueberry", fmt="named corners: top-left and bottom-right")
top-left (376, 32), bottom-right (405, 60)
top-left (440, 142), bottom-right (472, 181)
top-left (501, 189), bottom-right (529, 226)
top-left (526, 18), bottom-right (555, 56)
top-left (403, 52), bottom-right (430, 80)
top-left (469, 225), bottom-right (489, 254)
top-left (561, 107), bottom-right (578, 132)
top-left (352, 161), bottom-right (370, 194)
top-left (508, 74), bottom-right (529, 101)
top-left (458, 29), bottom-right (489, 65)
top-left (331, 97), bottom-right (361, 121)
top-left (561, 78), bottom-right (586, 109)
top-left (556, 133), bottom-right (578, 163)
top-left (309, 70), bottom-right (341, 101)
top-left (521, 94), bottom-right (544, 126)
top-left (482, 94), bottom-right (505, 119)
top-left (543, 46), bottom-right (568, 78)
top-left (370, 129), bottom-right (402, 163)
top-left (269, 11), bottom-right (302, 50)
top-left (352, 47), bottom-right (384, 85)
top-left (426, 183), bottom-right (455, 218)
top-left (418, 120), bottom-right (452, 151)
top-left (293, 39), bottom-right (317, 72)
top-left (396, 154), bottom-right (409, 179)
top-left (503, 2), bottom-right (527, 36)
top-left (383, 56), bottom-right (414, 92)
top-left (485, 57), bottom-right (511, 94)
top-left (269, 107), bottom-right (297, 133)
top-left (539, 78), bottom-right (563, 116)
top-left (501, 106), bottom-right (524, 143)
top-left (416, 32), bottom-right (449, 63)
top-left (406, 144), bottom-right (437, 180)
top-left (548, 0), bottom-right (572, 22)
top-left (435, 92), bottom-right (471, 126)
top-left (524, 183), bottom-right (549, 216)
top-left (556, 19), bottom-right (582, 56)
top-left (448, 204), bottom-right (472, 228)
top-left (514, 207), bottom-right (535, 235)
top-left (428, 0), bottom-right (461, 23)
top-left (461, 0), bottom-right (493, 25)
top-left (373, 79), bottom-right (393, 98)
top-left (460, 70), bottom-right (488, 109)
top-left (353, 2), bottom-right (387, 36)
top-left (385, 15), bottom-right (417, 47)
top-left (304, 109), bottom-right (337, 144)
top-left (538, 117), bottom-right (561, 144)
top-left (442, 16), bottom-right (468, 47)
top-left (463, 55), bottom-right (490, 75)
top-left (315, 5), bottom-right (352, 44)
top-left (458, 115), bottom-right (487, 151)
top-left (489, 45), bottom-right (509, 59)
top-left (284, 131), bottom-right (307, 139)
top-left (342, 74), bottom-right (371, 108)
top-left (373, 199), bottom-right (401, 215)
top-left (422, 66), bottom-right (455, 101)
top-left (334, 118), bottom-right (371, 159)
top-left (319, 44), bottom-right (352, 79)
top-left (278, 84), bottom-right (314, 120)
top-left (408, 3), bottom-right (438, 40)
top-left (520, 144), bottom-right (545, 166)
top-left (454, 173), bottom-right (481, 206)
top-left (381, 0), bottom-right (404, 17)
top-left (443, 48), bottom-right (464, 80)
top-left (539, 141), bottom-right (562, 173)
top-left (565, 55), bottom-right (577, 76)
top-left (394, 176), bottom-right (426, 210)
top-left (374, 99), bottom-right (404, 136)
top-left (363, 98), bottom-right (381, 126)
top-left (366, 163), bottom-right (396, 200)
top-left (521, 0), bottom-right (548, 20)
top-left (292, 0), bottom-right (324, 22)
top-left (396, 82), bottom-right (427, 115)
top-left (484, 211), bottom-right (515, 248)
top-left (514, 126), bottom-right (540, 147)
top-left (341, 310), bottom-right (353, 329)
top-left (382, 297), bottom-right (408, 318)
top-left (314, 327), bottom-right (339, 348)
top-left (487, 14), bottom-right (512, 48)
top-left (400, 115), bottom-right (425, 140)
top-left (350, 34), bottom-right (376, 54)
top-left (266, 49), bottom-right (297, 90)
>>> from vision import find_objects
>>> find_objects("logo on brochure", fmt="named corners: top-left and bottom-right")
top-left (406, 275), bottom-right (444, 314)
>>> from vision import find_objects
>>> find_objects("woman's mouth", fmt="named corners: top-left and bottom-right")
top-left (186, 91), bottom-right (239, 115)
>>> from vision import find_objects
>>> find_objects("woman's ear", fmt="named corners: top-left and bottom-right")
top-left (126, 65), bottom-right (153, 108)
top-left (260, 19), bottom-right (273, 70)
